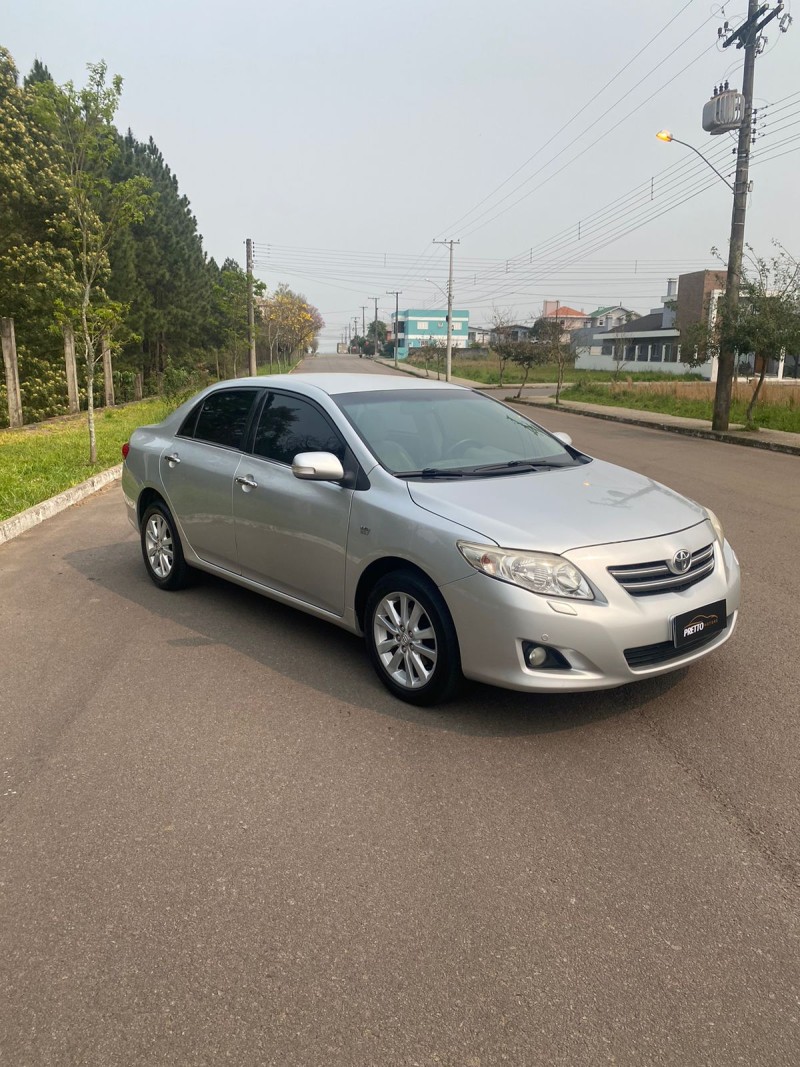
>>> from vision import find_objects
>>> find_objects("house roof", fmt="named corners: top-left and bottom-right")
top-left (542, 306), bottom-right (586, 318)
top-left (588, 304), bottom-right (638, 319)
top-left (603, 312), bottom-right (667, 334)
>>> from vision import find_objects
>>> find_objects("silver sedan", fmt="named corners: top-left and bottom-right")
top-left (121, 374), bottom-right (740, 705)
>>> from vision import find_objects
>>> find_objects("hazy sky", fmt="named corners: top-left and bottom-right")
top-left (5, 0), bottom-right (799, 348)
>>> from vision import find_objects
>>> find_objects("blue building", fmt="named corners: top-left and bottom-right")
top-left (391, 309), bottom-right (470, 360)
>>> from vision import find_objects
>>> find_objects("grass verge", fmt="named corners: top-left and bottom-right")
top-left (409, 355), bottom-right (705, 386)
top-left (559, 381), bottom-right (800, 433)
top-left (0, 398), bottom-right (176, 522)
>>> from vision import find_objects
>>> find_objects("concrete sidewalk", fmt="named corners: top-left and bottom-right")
top-left (376, 359), bottom-right (800, 457)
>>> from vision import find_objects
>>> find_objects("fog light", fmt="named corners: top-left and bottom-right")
top-left (526, 645), bottom-right (548, 668)
top-left (522, 642), bottom-right (572, 671)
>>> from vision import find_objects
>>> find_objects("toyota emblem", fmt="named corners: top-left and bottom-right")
top-left (669, 549), bottom-right (692, 575)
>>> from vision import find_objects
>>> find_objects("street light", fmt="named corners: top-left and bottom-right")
top-left (655, 130), bottom-right (734, 192)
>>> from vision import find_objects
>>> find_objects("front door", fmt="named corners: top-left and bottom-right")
top-left (233, 391), bottom-right (353, 615)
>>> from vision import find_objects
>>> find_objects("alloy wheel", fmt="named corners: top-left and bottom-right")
top-left (373, 591), bottom-right (438, 690)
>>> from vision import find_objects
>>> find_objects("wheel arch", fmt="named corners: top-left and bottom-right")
top-left (354, 556), bottom-right (446, 632)
top-left (136, 486), bottom-right (167, 528)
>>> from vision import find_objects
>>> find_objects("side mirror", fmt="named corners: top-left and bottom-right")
top-left (292, 451), bottom-right (345, 481)
top-left (553, 431), bottom-right (573, 446)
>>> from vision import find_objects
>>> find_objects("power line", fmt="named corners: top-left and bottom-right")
top-left (435, 0), bottom-right (704, 238)
top-left (459, 38), bottom-right (721, 240)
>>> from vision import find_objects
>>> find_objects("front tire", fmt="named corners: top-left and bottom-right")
top-left (365, 571), bottom-right (461, 706)
top-left (140, 501), bottom-right (190, 591)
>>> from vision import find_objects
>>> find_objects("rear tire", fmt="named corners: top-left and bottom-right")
top-left (365, 571), bottom-right (461, 706)
top-left (140, 501), bottom-right (190, 591)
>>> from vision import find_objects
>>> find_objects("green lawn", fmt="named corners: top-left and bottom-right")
top-left (0, 399), bottom-right (175, 522)
top-left (560, 382), bottom-right (800, 433)
top-left (425, 357), bottom-right (704, 386)
top-left (0, 362), bottom-right (301, 523)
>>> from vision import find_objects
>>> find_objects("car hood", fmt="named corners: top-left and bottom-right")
top-left (406, 458), bottom-right (708, 553)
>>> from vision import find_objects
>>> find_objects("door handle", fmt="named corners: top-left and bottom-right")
top-left (235, 475), bottom-right (258, 489)
top-left (164, 452), bottom-right (181, 466)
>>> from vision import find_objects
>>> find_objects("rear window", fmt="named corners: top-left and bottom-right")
top-left (191, 389), bottom-right (258, 449)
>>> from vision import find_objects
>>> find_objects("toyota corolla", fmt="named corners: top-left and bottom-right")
top-left (121, 374), bottom-right (740, 705)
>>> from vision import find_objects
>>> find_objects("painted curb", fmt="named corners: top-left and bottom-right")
top-left (0, 464), bottom-right (123, 546)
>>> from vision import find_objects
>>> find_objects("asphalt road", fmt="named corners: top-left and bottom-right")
top-left (2, 356), bottom-right (799, 1066)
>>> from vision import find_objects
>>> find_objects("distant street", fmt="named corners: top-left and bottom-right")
top-left (2, 355), bottom-right (799, 1066)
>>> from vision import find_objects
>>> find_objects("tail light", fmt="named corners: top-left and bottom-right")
top-left (122, 442), bottom-right (130, 459)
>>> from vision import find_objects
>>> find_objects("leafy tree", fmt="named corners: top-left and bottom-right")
top-left (489, 307), bottom-right (517, 384)
top-left (730, 248), bottom-right (800, 427)
top-left (259, 285), bottom-right (323, 369)
top-left (506, 340), bottom-right (549, 397)
top-left (45, 61), bottom-right (153, 461)
top-left (108, 133), bottom-right (215, 385)
top-left (414, 336), bottom-right (447, 378)
top-left (23, 59), bottom-right (53, 87)
top-left (681, 245), bottom-right (800, 428)
top-left (0, 48), bottom-right (75, 338)
top-left (531, 317), bottom-right (574, 403)
top-left (365, 318), bottom-right (387, 357)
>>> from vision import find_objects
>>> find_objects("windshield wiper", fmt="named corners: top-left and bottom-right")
top-left (470, 460), bottom-right (567, 475)
top-left (400, 467), bottom-right (467, 479)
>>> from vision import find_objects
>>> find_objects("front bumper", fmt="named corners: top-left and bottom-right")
top-left (441, 534), bottom-right (741, 693)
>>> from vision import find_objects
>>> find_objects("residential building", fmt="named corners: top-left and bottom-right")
top-left (575, 280), bottom-right (684, 375)
top-left (493, 324), bottom-right (535, 343)
top-left (540, 302), bottom-right (593, 337)
top-left (467, 325), bottom-right (492, 346)
top-left (392, 309), bottom-right (470, 360)
top-left (587, 304), bottom-right (640, 330)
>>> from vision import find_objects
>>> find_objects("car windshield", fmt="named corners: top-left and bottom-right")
top-left (334, 389), bottom-right (585, 475)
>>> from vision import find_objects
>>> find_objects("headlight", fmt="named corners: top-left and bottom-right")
top-left (457, 541), bottom-right (594, 600)
top-left (705, 508), bottom-right (725, 546)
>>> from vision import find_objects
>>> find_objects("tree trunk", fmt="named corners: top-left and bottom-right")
top-left (63, 324), bottom-right (80, 414)
top-left (555, 362), bottom-right (565, 405)
top-left (134, 372), bottom-right (143, 401)
top-left (516, 366), bottom-right (530, 398)
top-left (80, 286), bottom-right (97, 464)
top-left (1, 317), bottom-right (23, 428)
top-left (745, 360), bottom-right (768, 428)
top-left (86, 371), bottom-right (96, 463)
top-left (102, 336), bottom-right (115, 407)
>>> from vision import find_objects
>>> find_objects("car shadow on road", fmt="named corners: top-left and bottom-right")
top-left (66, 539), bottom-right (686, 738)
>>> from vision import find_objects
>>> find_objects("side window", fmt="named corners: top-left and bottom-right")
top-left (253, 393), bottom-right (345, 465)
top-left (193, 389), bottom-right (257, 449)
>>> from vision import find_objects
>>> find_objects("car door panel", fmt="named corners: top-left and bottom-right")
top-left (232, 390), bottom-right (353, 615)
top-left (160, 441), bottom-right (241, 573)
top-left (233, 458), bottom-right (352, 614)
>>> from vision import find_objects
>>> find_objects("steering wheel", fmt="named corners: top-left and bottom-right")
top-left (443, 438), bottom-right (483, 460)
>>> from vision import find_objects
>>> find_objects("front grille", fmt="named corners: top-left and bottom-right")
top-left (624, 617), bottom-right (730, 667)
top-left (608, 543), bottom-right (715, 596)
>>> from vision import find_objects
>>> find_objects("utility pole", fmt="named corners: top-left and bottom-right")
top-left (246, 238), bottom-right (257, 376)
top-left (371, 297), bottom-right (379, 359)
top-left (360, 306), bottom-right (368, 339)
top-left (386, 290), bottom-right (403, 368)
top-left (713, 0), bottom-right (786, 430)
top-left (433, 238), bottom-right (460, 382)
top-left (353, 317), bottom-right (359, 352)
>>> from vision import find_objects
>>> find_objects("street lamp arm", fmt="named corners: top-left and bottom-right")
top-left (656, 131), bottom-right (734, 193)
top-left (671, 136), bottom-right (734, 193)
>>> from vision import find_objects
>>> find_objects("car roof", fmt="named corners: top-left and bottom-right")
top-left (223, 373), bottom-right (468, 397)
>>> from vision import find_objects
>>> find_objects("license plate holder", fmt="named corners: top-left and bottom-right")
top-left (672, 599), bottom-right (727, 648)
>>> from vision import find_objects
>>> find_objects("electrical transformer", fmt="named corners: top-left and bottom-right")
top-left (702, 87), bottom-right (745, 134)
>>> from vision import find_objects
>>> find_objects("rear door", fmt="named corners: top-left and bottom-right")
top-left (160, 387), bottom-right (260, 573)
